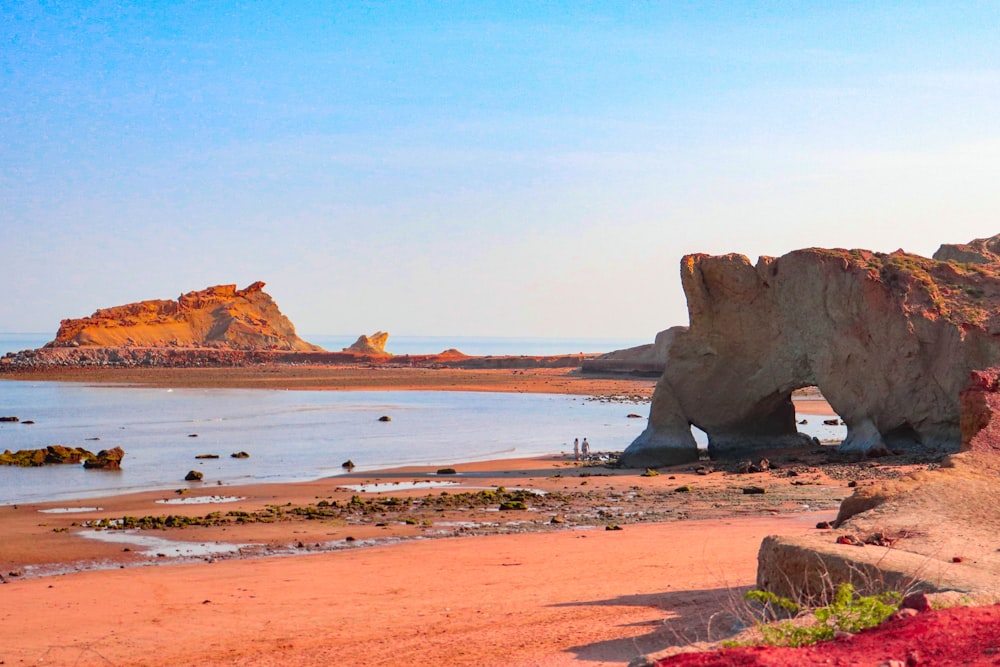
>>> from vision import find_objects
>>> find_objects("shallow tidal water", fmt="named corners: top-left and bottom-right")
top-left (0, 381), bottom-right (651, 505)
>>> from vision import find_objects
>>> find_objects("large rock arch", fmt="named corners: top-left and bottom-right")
top-left (623, 240), bottom-right (1000, 467)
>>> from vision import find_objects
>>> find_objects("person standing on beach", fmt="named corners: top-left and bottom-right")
top-left (573, 438), bottom-right (580, 460)
top-left (581, 438), bottom-right (590, 458)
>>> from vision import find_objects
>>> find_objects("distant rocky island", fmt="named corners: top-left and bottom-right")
top-left (0, 282), bottom-right (590, 371)
top-left (47, 281), bottom-right (321, 351)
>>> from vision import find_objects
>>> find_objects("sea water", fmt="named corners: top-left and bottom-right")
top-left (0, 334), bottom-right (845, 505)
top-left (0, 381), bottom-right (652, 505)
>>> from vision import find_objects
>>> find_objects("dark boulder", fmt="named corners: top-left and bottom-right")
top-left (83, 447), bottom-right (125, 470)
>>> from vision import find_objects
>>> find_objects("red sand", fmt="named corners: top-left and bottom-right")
top-left (1, 513), bottom-right (826, 667)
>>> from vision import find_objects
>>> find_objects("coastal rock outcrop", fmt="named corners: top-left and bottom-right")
top-left (933, 232), bottom-right (1000, 265)
top-left (0, 445), bottom-right (95, 467)
top-left (623, 239), bottom-right (1000, 467)
top-left (959, 368), bottom-right (1000, 455)
top-left (581, 328), bottom-right (678, 375)
top-left (83, 446), bottom-right (125, 470)
top-left (343, 331), bottom-right (390, 355)
top-left (48, 282), bottom-right (321, 352)
top-left (0, 445), bottom-right (124, 467)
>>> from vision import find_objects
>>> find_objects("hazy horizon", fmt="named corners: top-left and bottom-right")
top-left (5, 3), bottom-right (1000, 337)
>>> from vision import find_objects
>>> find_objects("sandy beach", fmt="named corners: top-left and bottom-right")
top-left (1, 453), bottom-right (869, 667)
top-left (0, 367), bottom-right (857, 666)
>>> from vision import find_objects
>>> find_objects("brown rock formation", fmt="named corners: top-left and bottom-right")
top-left (343, 331), bottom-right (390, 355)
top-left (48, 282), bottom-right (321, 352)
top-left (0, 445), bottom-right (96, 467)
top-left (933, 232), bottom-right (1000, 264)
top-left (83, 446), bottom-right (125, 470)
top-left (959, 368), bottom-right (1000, 455)
top-left (581, 327), bottom-right (678, 375)
top-left (623, 241), bottom-right (1000, 467)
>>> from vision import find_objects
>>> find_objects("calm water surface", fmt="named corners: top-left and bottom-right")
top-left (0, 382), bottom-right (649, 505)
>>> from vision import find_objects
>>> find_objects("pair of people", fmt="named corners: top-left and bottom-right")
top-left (572, 437), bottom-right (590, 460)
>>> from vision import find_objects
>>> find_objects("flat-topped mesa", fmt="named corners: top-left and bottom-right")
top-left (622, 236), bottom-right (1000, 467)
top-left (48, 281), bottom-right (322, 352)
top-left (343, 331), bottom-right (390, 356)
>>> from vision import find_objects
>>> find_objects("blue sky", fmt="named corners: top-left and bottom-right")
top-left (3, 2), bottom-right (1000, 338)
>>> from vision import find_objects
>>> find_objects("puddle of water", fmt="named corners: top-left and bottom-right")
top-left (38, 507), bottom-right (104, 514)
top-left (78, 529), bottom-right (252, 558)
top-left (155, 495), bottom-right (247, 505)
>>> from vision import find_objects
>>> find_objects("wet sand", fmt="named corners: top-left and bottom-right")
top-left (0, 364), bottom-right (659, 396)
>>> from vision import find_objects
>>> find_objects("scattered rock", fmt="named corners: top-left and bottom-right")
top-left (378, 415), bottom-right (391, 422)
top-left (188, 433), bottom-right (198, 438)
top-left (195, 454), bottom-right (219, 459)
top-left (341, 460), bottom-right (355, 470)
top-left (735, 459), bottom-right (770, 474)
top-left (0, 416), bottom-right (19, 422)
top-left (499, 501), bottom-right (527, 511)
top-left (742, 486), bottom-right (766, 494)
top-left (82, 447), bottom-right (125, 470)
top-left (230, 451), bottom-right (250, 459)
top-left (815, 521), bottom-right (833, 529)
top-left (626, 413), bottom-right (642, 419)
top-left (900, 592), bottom-right (932, 613)
top-left (436, 468), bottom-right (457, 475)
top-left (185, 470), bottom-right (204, 481)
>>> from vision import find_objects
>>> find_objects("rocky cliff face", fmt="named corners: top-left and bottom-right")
top-left (623, 238), bottom-right (1000, 467)
top-left (48, 281), bottom-right (321, 352)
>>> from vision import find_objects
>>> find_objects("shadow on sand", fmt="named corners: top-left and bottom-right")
top-left (553, 585), bottom-right (753, 663)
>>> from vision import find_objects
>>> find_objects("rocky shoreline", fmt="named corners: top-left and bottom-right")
top-left (1, 345), bottom-right (593, 371)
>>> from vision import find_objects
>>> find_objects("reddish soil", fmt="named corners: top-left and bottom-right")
top-left (658, 604), bottom-right (1000, 666)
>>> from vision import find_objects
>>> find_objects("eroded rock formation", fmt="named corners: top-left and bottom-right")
top-left (959, 368), bottom-right (1000, 455)
top-left (48, 282), bottom-right (321, 352)
top-left (623, 238), bottom-right (1000, 467)
top-left (581, 327), bottom-right (678, 375)
top-left (933, 234), bottom-right (1000, 265)
top-left (343, 331), bottom-right (390, 355)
